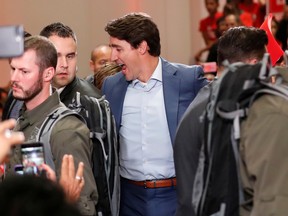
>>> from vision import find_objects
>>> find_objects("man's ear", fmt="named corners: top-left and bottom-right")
top-left (247, 58), bottom-right (259, 64)
top-left (138, 41), bottom-right (149, 55)
top-left (89, 60), bottom-right (95, 72)
top-left (43, 67), bottom-right (55, 82)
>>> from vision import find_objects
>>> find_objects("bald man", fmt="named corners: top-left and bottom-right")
top-left (86, 44), bottom-right (112, 85)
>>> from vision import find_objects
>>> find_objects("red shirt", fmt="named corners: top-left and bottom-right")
top-left (240, 11), bottom-right (253, 27)
top-left (199, 12), bottom-right (223, 41)
top-left (238, 2), bottom-right (265, 27)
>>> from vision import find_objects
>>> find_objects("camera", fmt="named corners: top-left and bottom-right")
top-left (20, 142), bottom-right (45, 175)
top-left (0, 25), bottom-right (24, 58)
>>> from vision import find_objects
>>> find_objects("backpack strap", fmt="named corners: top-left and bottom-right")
top-left (80, 94), bottom-right (114, 209)
top-left (72, 93), bottom-right (108, 161)
top-left (36, 106), bottom-right (82, 171)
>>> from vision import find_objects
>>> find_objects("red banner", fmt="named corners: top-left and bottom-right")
top-left (260, 13), bottom-right (284, 66)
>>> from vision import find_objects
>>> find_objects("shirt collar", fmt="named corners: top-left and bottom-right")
top-left (20, 92), bottom-right (61, 127)
top-left (132, 57), bottom-right (162, 87)
top-left (56, 86), bottom-right (66, 94)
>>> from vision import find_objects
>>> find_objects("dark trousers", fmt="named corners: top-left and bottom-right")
top-left (120, 177), bottom-right (177, 216)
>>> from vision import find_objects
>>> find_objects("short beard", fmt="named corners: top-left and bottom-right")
top-left (13, 75), bottom-right (43, 102)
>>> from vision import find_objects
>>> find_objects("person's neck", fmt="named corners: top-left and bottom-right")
top-left (25, 89), bottom-right (50, 111)
top-left (209, 11), bottom-right (217, 18)
top-left (137, 56), bottom-right (159, 83)
top-left (216, 65), bottom-right (224, 78)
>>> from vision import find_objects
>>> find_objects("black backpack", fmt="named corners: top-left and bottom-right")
top-left (36, 92), bottom-right (120, 216)
top-left (193, 54), bottom-right (288, 216)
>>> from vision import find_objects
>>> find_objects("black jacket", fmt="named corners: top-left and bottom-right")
top-left (59, 76), bottom-right (101, 106)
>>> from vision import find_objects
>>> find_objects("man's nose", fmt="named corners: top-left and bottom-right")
top-left (110, 50), bottom-right (118, 62)
top-left (10, 69), bottom-right (19, 82)
top-left (59, 56), bottom-right (68, 68)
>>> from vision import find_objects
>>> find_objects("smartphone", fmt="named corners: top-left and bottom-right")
top-left (20, 142), bottom-right (45, 175)
top-left (0, 25), bottom-right (24, 58)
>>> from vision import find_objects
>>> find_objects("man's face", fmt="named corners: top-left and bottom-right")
top-left (284, 5), bottom-right (288, 20)
top-left (48, 35), bottom-right (77, 88)
top-left (225, 14), bottom-right (239, 29)
top-left (90, 46), bottom-right (112, 74)
top-left (110, 37), bottom-right (141, 81)
top-left (205, 0), bottom-right (218, 14)
top-left (10, 50), bottom-right (43, 102)
top-left (218, 20), bottom-right (227, 36)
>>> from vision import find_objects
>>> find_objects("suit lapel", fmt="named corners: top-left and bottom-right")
top-left (162, 59), bottom-right (180, 143)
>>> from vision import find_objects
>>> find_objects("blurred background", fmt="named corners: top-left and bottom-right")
top-left (0, 0), bottom-right (226, 87)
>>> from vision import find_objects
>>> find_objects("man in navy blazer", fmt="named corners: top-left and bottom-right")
top-left (102, 12), bottom-right (207, 216)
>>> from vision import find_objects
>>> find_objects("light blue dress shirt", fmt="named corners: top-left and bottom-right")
top-left (119, 58), bottom-right (175, 181)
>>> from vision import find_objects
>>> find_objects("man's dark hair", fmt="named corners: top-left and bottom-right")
top-left (24, 35), bottom-right (58, 72)
top-left (217, 26), bottom-right (268, 65)
top-left (0, 175), bottom-right (81, 216)
top-left (105, 12), bottom-right (161, 56)
top-left (40, 22), bottom-right (77, 42)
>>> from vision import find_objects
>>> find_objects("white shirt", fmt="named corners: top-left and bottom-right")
top-left (119, 58), bottom-right (175, 181)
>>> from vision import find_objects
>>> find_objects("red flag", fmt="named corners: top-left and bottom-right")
top-left (260, 13), bottom-right (284, 66)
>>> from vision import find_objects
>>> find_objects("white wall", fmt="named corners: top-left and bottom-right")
top-left (0, 0), bottom-right (225, 87)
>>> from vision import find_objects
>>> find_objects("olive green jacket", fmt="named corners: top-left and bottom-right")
top-left (6, 92), bottom-right (98, 216)
top-left (240, 68), bottom-right (288, 216)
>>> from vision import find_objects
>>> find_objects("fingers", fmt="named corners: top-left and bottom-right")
top-left (8, 131), bottom-right (25, 146)
top-left (0, 119), bottom-right (24, 146)
top-left (0, 120), bottom-right (25, 163)
top-left (59, 154), bottom-right (85, 203)
top-left (61, 154), bottom-right (84, 182)
top-left (68, 155), bottom-right (75, 179)
top-left (60, 154), bottom-right (69, 180)
top-left (40, 163), bottom-right (56, 182)
top-left (0, 119), bottom-right (16, 132)
top-left (79, 175), bottom-right (85, 190)
top-left (75, 162), bottom-right (84, 181)
top-left (75, 162), bottom-right (85, 194)
top-left (62, 154), bottom-right (83, 180)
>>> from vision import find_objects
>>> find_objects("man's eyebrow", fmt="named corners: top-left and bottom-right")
top-left (57, 52), bottom-right (76, 56)
top-left (10, 66), bottom-right (28, 71)
top-left (110, 44), bottom-right (121, 48)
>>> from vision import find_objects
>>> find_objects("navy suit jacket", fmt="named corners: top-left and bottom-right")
top-left (102, 58), bottom-right (208, 144)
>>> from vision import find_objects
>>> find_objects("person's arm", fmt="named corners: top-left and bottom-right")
top-left (174, 86), bottom-right (210, 216)
top-left (193, 65), bottom-right (209, 94)
top-left (174, 113), bottom-right (199, 216)
top-left (203, 31), bottom-right (216, 47)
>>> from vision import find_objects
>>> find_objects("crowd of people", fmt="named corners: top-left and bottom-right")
top-left (0, 1), bottom-right (288, 215)
top-left (195, 0), bottom-right (288, 81)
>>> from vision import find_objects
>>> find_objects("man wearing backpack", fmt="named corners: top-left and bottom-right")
top-left (40, 22), bottom-right (119, 216)
top-left (239, 66), bottom-right (288, 215)
top-left (6, 36), bottom-right (98, 215)
top-left (102, 13), bottom-right (208, 216)
top-left (174, 27), bottom-right (268, 216)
